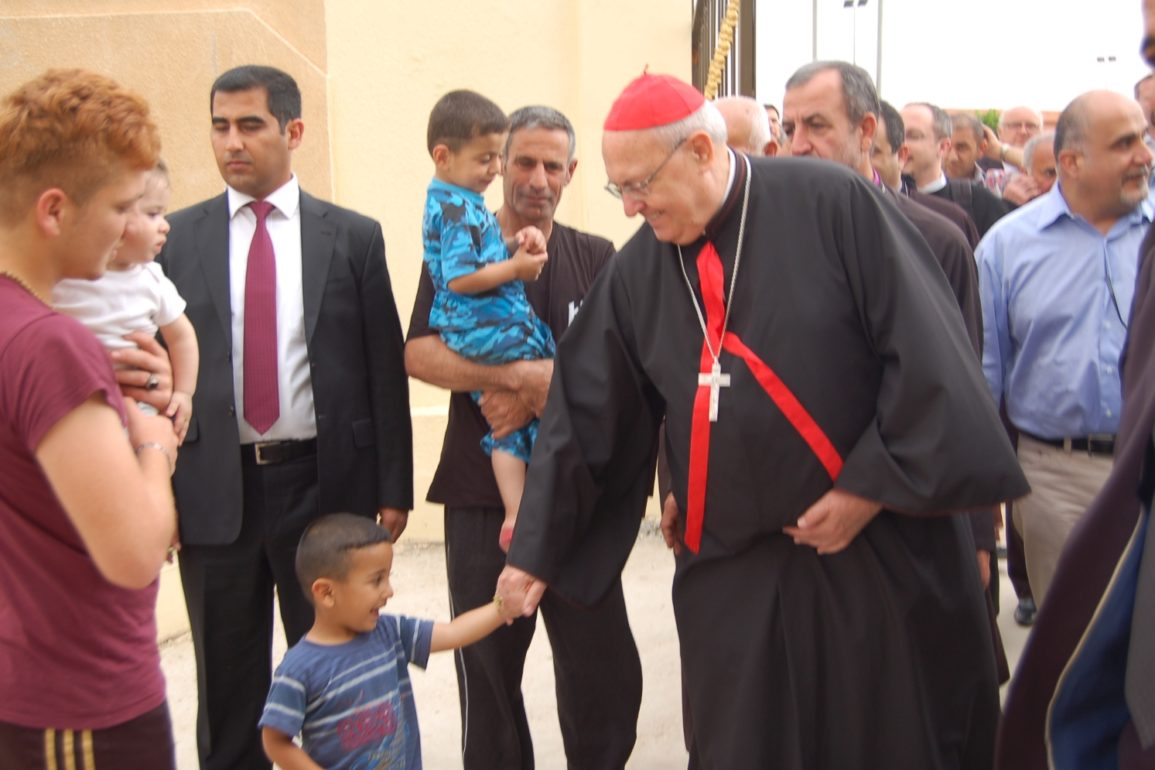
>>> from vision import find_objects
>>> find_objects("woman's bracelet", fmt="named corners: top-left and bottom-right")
top-left (135, 441), bottom-right (175, 475)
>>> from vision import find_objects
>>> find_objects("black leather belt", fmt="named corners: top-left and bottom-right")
top-left (241, 438), bottom-right (317, 466)
top-left (1021, 432), bottom-right (1115, 456)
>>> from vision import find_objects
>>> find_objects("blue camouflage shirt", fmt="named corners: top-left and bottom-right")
top-left (422, 178), bottom-right (537, 336)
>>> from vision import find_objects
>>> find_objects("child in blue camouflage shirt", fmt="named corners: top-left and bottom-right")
top-left (421, 89), bottom-right (553, 551)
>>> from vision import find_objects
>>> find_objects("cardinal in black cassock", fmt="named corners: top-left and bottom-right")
top-left (499, 72), bottom-right (1029, 770)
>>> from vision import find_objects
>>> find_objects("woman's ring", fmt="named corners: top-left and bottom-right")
top-left (146, 373), bottom-right (160, 391)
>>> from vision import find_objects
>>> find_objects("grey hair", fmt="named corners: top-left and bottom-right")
top-left (999, 106), bottom-right (1044, 130)
top-left (714, 95), bottom-right (771, 153)
top-left (1023, 131), bottom-right (1055, 167)
top-left (505, 105), bottom-right (576, 161)
top-left (650, 100), bottom-right (728, 148)
top-left (951, 113), bottom-right (986, 142)
top-left (785, 60), bottom-right (880, 124)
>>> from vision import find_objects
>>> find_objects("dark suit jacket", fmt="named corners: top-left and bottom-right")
top-left (158, 190), bottom-right (413, 545)
top-left (908, 189), bottom-right (981, 249)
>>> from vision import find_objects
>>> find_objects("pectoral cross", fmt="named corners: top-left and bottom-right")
top-left (698, 360), bottom-right (731, 422)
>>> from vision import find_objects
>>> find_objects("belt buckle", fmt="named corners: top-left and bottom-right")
top-left (1088, 433), bottom-right (1115, 455)
top-left (253, 441), bottom-right (276, 466)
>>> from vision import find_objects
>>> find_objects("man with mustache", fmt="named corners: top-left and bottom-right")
top-left (405, 105), bottom-right (642, 770)
top-left (781, 60), bottom-right (1000, 618)
top-left (978, 90), bottom-right (1154, 611)
top-left (996, 5), bottom-right (1155, 766)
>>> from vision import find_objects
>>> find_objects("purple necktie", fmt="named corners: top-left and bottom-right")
top-left (243, 200), bottom-right (279, 434)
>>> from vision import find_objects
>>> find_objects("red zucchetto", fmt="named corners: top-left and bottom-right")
top-left (603, 71), bottom-right (705, 131)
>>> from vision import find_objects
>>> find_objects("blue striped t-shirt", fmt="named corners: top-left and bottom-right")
top-left (260, 614), bottom-right (434, 769)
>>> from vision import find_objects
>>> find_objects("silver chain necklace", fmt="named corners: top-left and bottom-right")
top-left (676, 153), bottom-right (752, 422)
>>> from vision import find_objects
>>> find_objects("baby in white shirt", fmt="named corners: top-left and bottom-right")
top-left (54, 161), bottom-right (199, 441)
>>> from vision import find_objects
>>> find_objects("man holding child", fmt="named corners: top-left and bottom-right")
top-left (406, 102), bottom-right (643, 769)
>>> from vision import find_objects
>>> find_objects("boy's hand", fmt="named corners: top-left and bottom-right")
top-left (511, 246), bottom-right (548, 282)
top-left (494, 591), bottom-right (522, 623)
top-left (166, 391), bottom-right (193, 444)
top-left (516, 225), bottom-right (547, 255)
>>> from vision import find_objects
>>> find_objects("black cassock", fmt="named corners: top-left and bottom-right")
top-left (507, 156), bottom-right (1029, 769)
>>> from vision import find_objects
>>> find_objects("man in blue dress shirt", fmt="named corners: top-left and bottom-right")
top-left (978, 89), bottom-right (1154, 607)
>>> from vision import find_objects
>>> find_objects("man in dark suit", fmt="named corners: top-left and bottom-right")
top-left (901, 101), bottom-right (1013, 237)
top-left (159, 65), bottom-right (412, 770)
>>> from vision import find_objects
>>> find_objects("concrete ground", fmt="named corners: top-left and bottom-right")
top-left (161, 521), bottom-right (1033, 769)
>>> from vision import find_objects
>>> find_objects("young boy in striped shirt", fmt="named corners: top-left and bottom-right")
top-left (260, 513), bottom-right (516, 769)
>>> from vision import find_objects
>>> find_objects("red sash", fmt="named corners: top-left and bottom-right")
top-left (684, 242), bottom-right (844, 552)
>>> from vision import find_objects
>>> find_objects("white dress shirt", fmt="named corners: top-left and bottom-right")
top-left (227, 175), bottom-right (317, 443)
top-left (918, 171), bottom-right (948, 194)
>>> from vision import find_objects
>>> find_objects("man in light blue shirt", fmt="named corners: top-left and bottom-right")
top-left (978, 89), bottom-right (1154, 606)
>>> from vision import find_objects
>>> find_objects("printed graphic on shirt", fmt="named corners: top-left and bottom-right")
top-left (260, 615), bottom-right (433, 769)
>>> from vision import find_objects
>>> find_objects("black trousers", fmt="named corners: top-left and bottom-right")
top-left (178, 452), bottom-right (322, 770)
top-left (444, 506), bottom-right (643, 770)
top-left (999, 418), bottom-right (1034, 603)
top-left (1006, 500), bottom-right (1035, 601)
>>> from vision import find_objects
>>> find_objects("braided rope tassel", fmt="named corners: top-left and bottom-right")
top-left (704, 0), bottom-right (741, 100)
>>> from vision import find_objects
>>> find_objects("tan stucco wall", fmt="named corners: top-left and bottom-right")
top-left (0, 3), bottom-right (332, 208)
top-left (1, 0), bottom-right (688, 639)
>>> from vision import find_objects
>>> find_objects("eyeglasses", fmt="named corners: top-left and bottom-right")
top-left (1002, 121), bottom-right (1041, 132)
top-left (604, 136), bottom-right (688, 200)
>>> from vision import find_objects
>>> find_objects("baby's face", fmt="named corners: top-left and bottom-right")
top-left (108, 172), bottom-right (171, 270)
